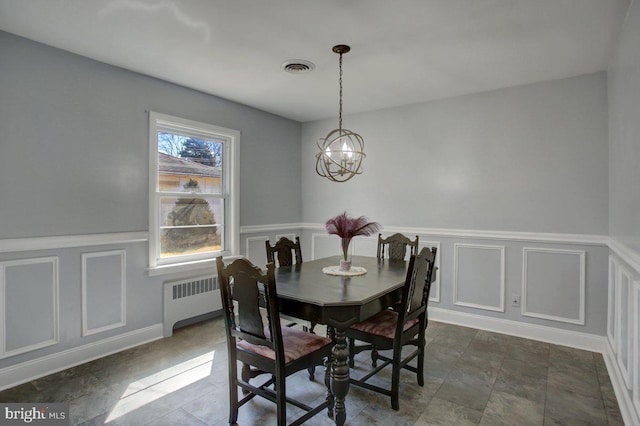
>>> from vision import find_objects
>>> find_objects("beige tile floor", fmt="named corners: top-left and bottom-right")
top-left (0, 317), bottom-right (624, 425)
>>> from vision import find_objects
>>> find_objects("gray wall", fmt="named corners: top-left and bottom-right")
top-left (302, 72), bottom-right (609, 235)
top-left (606, 1), bottom-right (640, 423)
top-left (301, 73), bottom-right (610, 337)
top-left (608, 2), bottom-right (640, 255)
top-left (0, 30), bottom-right (301, 238)
top-left (0, 31), bottom-right (301, 372)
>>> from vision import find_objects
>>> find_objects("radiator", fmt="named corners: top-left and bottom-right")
top-left (163, 275), bottom-right (222, 337)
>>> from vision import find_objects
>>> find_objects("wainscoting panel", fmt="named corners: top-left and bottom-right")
top-left (607, 241), bottom-right (640, 426)
top-left (351, 235), bottom-right (378, 258)
top-left (608, 256), bottom-right (618, 353)
top-left (453, 244), bottom-right (505, 312)
top-left (616, 264), bottom-right (633, 389)
top-left (522, 248), bottom-right (585, 325)
top-left (245, 236), bottom-right (269, 266)
top-left (311, 233), bottom-right (341, 260)
top-left (1, 257), bottom-right (59, 358)
top-left (81, 250), bottom-right (126, 336)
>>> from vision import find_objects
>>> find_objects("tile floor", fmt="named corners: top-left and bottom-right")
top-left (0, 317), bottom-right (624, 425)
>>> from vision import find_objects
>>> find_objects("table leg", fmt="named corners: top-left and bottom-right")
top-left (331, 328), bottom-right (350, 426)
top-left (325, 326), bottom-right (335, 419)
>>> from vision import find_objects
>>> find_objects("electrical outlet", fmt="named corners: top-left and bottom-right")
top-left (511, 294), bottom-right (521, 307)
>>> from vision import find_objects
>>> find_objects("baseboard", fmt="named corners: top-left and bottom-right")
top-left (428, 307), bottom-right (605, 353)
top-left (0, 324), bottom-right (164, 391)
top-left (603, 340), bottom-right (640, 426)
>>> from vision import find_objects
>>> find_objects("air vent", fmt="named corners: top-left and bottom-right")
top-left (171, 276), bottom-right (217, 300)
top-left (282, 59), bottom-right (315, 74)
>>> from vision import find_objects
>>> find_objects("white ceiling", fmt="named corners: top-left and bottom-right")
top-left (0, 0), bottom-right (629, 122)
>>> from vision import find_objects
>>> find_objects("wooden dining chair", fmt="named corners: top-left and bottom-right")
top-left (216, 256), bottom-right (333, 426)
top-left (266, 236), bottom-right (303, 266)
top-left (345, 246), bottom-right (437, 410)
top-left (265, 236), bottom-right (320, 381)
top-left (377, 233), bottom-right (419, 260)
top-left (352, 233), bottom-right (421, 367)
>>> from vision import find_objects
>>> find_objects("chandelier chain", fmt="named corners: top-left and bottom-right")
top-left (338, 51), bottom-right (343, 132)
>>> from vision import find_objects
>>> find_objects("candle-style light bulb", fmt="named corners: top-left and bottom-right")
top-left (341, 141), bottom-right (349, 159)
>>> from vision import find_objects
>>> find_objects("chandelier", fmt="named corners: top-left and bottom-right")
top-left (315, 45), bottom-right (365, 183)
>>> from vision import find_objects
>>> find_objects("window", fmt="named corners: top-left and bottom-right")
top-left (149, 112), bottom-right (239, 271)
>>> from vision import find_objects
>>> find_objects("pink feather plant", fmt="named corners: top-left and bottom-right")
top-left (325, 212), bottom-right (382, 261)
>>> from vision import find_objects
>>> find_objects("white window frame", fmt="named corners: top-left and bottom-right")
top-left (148, 111), bottom-right (239, 274)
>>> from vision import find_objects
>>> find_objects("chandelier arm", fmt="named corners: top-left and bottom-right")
top-left (316, 152), bottom-right (364, 177)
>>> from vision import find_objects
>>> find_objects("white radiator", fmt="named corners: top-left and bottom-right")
top-left (163, 274), bottom-right (222, 337)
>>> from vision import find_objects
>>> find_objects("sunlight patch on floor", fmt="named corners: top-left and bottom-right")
top-left (105, 350), bottom-right (215, 422)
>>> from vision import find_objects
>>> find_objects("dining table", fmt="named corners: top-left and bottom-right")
top-left (274, 255), bottom-right (409, 426)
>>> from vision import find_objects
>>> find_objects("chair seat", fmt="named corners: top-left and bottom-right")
top-left (238, 326), bottom-right (332, 364)
top-left (349, 310), bottom-right (418, 339)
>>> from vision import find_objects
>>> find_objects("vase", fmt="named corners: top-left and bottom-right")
top-left (340, 238), bottom-right (352, 271)
top-left (340, 259), bottom-right (352, 271)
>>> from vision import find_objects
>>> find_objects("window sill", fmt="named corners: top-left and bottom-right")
top-left (148, 255), bottom-right (242, 277)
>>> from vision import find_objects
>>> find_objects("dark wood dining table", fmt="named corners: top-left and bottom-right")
top-left (274, 255), bottom-right (409, 426)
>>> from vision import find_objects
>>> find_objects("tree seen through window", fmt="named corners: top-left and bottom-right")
top-left (157, 132), bottom-right (224, 258)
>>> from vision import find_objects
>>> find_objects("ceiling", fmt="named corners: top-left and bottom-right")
top-left (0, 0), bottom-right (629, 122)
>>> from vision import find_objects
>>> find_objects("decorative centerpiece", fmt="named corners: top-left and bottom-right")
top-left (325, 211), bottom-right (381, 272)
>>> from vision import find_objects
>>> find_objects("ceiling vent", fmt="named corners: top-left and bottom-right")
top-left (282, 60), bottom-right (315, 74)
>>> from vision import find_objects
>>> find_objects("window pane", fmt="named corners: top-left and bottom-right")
top-left (157, 132), bottom-right (223, 193)
top-left (159, 196), bottom-right (222, 258)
